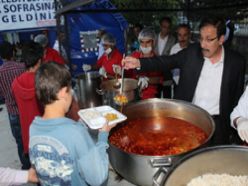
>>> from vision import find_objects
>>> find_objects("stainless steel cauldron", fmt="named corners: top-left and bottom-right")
top-left (75, 72), bottom-right (102, 108)
top-left (108, 98), bottom-right (215, 186)
top-left (97, 78), bottom-right (138, 108)
top-left (164, 145), bottom-right (248, 186)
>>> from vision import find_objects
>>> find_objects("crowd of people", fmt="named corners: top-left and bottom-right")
top-left (0, 16), bottom-right (247, 185)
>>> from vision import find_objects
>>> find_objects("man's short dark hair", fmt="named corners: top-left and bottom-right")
top-left (0, 41), bottom-right (14, 60)
top-left (199, 17), bottom-right (226, 38)
top-left (35, 62), bottom-right (71, 106)
top-left (133, 23), bottom-right (143, 30)
top-left (21, 42), bottom-right (43, 69)
top-left (159, 16), bottom-right (172, 26)
top-left (177, 23), bottom-right (191, 31)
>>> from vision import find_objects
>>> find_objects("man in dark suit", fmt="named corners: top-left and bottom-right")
top-left (123, 17), bottom-right (246, 145)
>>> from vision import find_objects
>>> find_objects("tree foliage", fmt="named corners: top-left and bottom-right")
top-left (111, 0), bottom-right (248, 25)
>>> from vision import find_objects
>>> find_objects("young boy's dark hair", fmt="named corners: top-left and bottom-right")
top-left (0, 41), bottom-right (14, 60)
top-left (21, 42), bottom-right (43, 69)
top-left (35, 62), bottom-right (71, 106)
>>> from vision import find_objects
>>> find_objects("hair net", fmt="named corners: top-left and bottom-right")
top-left (138, 28), bottom-right (156, 41)
top-left (101, 33), bottom-right (116, 46)
top-left (34, 34), bottom-right (48, 48)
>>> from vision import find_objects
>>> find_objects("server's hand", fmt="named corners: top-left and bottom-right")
top-left (138, 76), bottom-right (149, 90)
top-left (112, 65), bottom-right (122, 75)
top-left (122, 56), bottom-right (141, 70)
top-left (99, 67), bottom-right (107, 78)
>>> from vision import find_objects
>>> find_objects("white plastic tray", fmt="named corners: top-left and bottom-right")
top-left (78, 105), bottom-right (127, 129)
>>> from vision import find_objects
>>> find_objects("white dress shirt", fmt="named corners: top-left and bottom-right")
top-left (230, 85), bottom-right (248, 128)
top-left (170, 43), bottom-right (182, 84)
top-left (158, 34), bottom-right (168, 55)
top-left (192, 47), bottom-right (224, 115)
top-left (170, 43), bottom-right (182, 55)
top-left (170, 41), bottom-right (194, 55)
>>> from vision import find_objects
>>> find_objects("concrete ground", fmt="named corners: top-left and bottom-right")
top-left (0, 104), bottom-right (134, 186)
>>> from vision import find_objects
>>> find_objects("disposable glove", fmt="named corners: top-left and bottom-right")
top-left (99, 67), bottom-right (107, 78)
top-left (112, 65), bottom-right (122, 75)
top-left (138, 76), bottom-right (149, 90)
top-left (236, 117), bottom-right (248, 143)
top-left (82, 64), bottom-right (91, 72)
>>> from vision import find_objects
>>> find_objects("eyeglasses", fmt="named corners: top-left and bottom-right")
top-left (199, 36), bottom-right (218, 43)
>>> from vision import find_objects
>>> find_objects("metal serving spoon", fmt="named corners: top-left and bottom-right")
top-left (113, 73), bottom-right (121, 89)
top-left (113, 54), bottom-right (125, 89)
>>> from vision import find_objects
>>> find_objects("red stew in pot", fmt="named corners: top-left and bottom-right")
top-left (109, 117), bottom-right (208, 156)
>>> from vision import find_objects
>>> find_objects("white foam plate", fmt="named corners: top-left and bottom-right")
top-left (78, 105), bottom-right (127, 129)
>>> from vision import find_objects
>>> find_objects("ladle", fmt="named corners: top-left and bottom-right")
top-left (113, 66), bottom-right (126, 106)
top-left (113, 54), bottom-right (125, 89)
top-left (120, 67), bottom-right (125, 94)
top-left (114, 66), bottom-right (127, 112)
top-left (120, 54), bottom-right (125, 93)
top-left (113, 72), bottom-right (121, 89)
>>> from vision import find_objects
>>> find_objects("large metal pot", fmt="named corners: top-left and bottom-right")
top-left (97, 78), bottom-right (138, 108)
top-left (75, 71), bottom-right (102, 108)
top-left (108, 98), bottom-right (215, 186)
top-left (164, 145), bottom-right (248, 186)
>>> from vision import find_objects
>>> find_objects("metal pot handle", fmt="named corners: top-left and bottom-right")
top-left (152, 167), bottom-right (169, 186)
top-left (96, 88), bottom-right (104, 95)
top-left (150, 157), bottom-right (172, 167)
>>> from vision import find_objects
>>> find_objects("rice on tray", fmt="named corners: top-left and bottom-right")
top-left (187, 173), bottom-right (248, 186)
